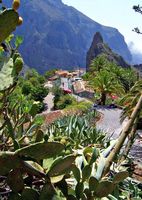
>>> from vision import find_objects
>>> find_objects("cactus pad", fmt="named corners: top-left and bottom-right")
top-left (113, 171), bottom-right (129, 183)
top-left (22, 188), bottom-right (39, 200)
top-left (0, 152), bottom-right (21, 175)
top-left (0, 9), bottom-right (19, 43)
top-left (0, 58), bottom-right (14, 91)
top-left (48, 155), bottom-right (76, 177)
top-left (94, 180), bottom-right (114, 198)
top-left (15, 142), bottom-right (64, 160)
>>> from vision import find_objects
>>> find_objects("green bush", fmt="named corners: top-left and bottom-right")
top-left (55, 94), bottom-right (76, 109)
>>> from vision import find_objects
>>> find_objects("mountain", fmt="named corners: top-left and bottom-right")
top-left (86, 32), bottom-right (129, 71)
top-left (5, 0), bottom-right (132, 73)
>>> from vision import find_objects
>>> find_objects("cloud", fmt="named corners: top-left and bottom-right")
top-left (128, 40), bottom-right (142, 54)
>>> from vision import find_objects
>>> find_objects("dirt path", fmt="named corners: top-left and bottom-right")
top-left (42, 92), bottom-right (54, 114)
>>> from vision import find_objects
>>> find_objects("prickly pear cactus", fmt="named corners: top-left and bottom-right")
top-left (0, 57), bottom-right (14, 91)
top-left (0, 9), bottom-right (19, 43)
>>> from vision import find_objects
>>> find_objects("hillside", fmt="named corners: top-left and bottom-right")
top-left (5, 0), bottom-right (132, 73)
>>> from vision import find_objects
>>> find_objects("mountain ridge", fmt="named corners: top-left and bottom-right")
top-left (4, 0), bottom-right (132, 73)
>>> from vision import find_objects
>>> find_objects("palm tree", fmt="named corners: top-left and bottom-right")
top-left (90, 70), bottom-right (124, 105)
top-left (90, 54), bottom-right (109, 72)
top-left (120, 80), bottom-right (142, 121)
top-left (106, 63), bottom-right (138, 92)
top-left (118, 80), bottom-right (142, 161)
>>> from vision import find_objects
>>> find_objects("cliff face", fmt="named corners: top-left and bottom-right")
top-left (86, 32), bottom-right (130, 71)
top-left (4, 0), bottom-right (132, 73)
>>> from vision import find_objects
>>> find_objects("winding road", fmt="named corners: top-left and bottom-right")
top-left (96, 106), bottom-right (127, 138)
top-left (96, 106), bottom-right (142, 162)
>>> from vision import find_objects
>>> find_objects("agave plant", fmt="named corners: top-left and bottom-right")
top-left (46, 113), bottom-right (106, 149)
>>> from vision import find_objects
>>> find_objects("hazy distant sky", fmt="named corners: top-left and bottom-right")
top-left (62, 0), bottom-right (142, 53)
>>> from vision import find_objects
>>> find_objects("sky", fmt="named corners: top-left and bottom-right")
top-left (62, 0), bottom-right (142, 53)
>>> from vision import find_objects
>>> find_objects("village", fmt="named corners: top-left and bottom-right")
top-left (45, 69), bottom-right (95, 98)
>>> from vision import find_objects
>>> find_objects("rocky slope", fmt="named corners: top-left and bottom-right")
top-left (86, 32), bottom-right (129, 70)
top-left (5, 0), bottom-right (132, 73)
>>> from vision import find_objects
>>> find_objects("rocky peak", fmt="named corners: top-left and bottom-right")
top-left (92, 32), bottom-right (103, 46)
top-left (86, 32), bottom-right (130, 71)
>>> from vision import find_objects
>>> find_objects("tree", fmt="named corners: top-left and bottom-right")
top-left (133, 4), bottom-right (142, 33)
top-left (106, 63), bottom-right (138, 92)
top-left (90, 54), bottom-right (109, 72)
top-left (118, 80), bottom-right (142, 160)
top-left (90, 70), bottom-right (124, 105)
top-left (44, 69), bottom-right (56, 79)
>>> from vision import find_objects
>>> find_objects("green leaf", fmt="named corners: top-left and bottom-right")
top-left (75, 182), bottom-right (84, 199)
top-left (14, 56), bottom-right (24, 74)
top-left (113, 171), bottom-right (129, 184)
top-left (48, 155), bottom-right (76, 177)
top-left (5, 34), bottom-right (14, 44)
top-left (0, 9), bottom-right (19, 43)
top-left (89, 176), bottom-right (99, 191)
top-left (15, 142), bottom-right (64, 160)
top-left (29, 103), bottom-right (39, 117)
top-left (15, 36), bottom-right (23, 48)
top-left (72, 165), bottom-right (81, 182)
top-left (43, 158), bottom-right (54, 171)
top-left (0, 58), bottom-right (14, 91)
top-left (89, 147), bottom-right (99, 165)
top-left (50, 175), bottom-right (64, 183)
top-left (82, 164), bottom-right (92, 182)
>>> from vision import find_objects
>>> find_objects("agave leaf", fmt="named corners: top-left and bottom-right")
top-left (94, 155), bottom-right (106, 180)
top-left (89, 147), bottom-right (99, 165)
top-left (0, 9), bottom-right (19, 43)
top-left (15, 142), bottom-right (64, 160)
top-left (48, 155), bottom-right (76, 177)
top-left (0, 58), bottom-right (14, 91)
